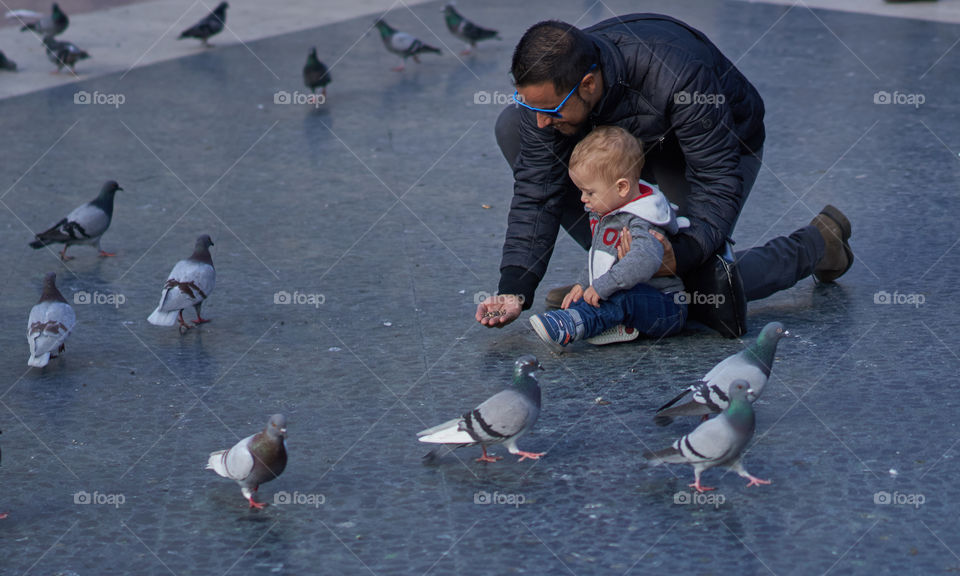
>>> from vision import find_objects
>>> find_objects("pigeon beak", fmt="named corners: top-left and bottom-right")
top-left (117, 186), bottom-right (124, 192)
top-left (537, 362), bottom-right (545, 371)
top-left (279, 427), bottom-right (287, 435)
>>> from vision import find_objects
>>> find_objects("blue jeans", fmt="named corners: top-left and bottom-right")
top-left (568, 284), bottom-right (687, 340)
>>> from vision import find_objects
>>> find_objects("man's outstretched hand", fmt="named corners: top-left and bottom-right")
top-left (476, 294), bottom-right (523, 327)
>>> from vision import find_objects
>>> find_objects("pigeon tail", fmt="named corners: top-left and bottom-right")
top-left (417, 422), bottom-right (474, 445)
top-left (27, 352), bottom-right (51, 368)
top-left (148, 308), bottom-right (179, 326)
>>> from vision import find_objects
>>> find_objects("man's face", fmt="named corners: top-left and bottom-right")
top-left (517, 79), bottom-right (595, 135)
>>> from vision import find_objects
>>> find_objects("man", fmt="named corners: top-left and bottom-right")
top-left (475, 14), bottom-right (852, 329)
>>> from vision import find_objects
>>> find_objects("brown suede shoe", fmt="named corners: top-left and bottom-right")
top-left (544, 285), bottom-right (576, 310)
top-left (812, 205), bottom-right (853, 283)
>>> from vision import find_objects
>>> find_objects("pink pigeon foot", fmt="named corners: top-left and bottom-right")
top-left (689, 481), bottom-right (715, 493)
top-left (248, 498), bottom-right (266, 509)
top-left (516, 451), bottom-right (545, 461)
top-left (98, 250), bottom-right (116, 257)
top-left (744, 476), bottom-right (771, 488)
top-left (476, 446), bottom-right (502, 463)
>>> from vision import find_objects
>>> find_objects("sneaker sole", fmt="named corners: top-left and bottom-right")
top-left (529, 316), bottom-right (567, 348)
top-left (587, 326), bottom-right (640, 346)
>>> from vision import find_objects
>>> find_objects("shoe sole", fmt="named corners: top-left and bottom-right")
top-left (529, 316), bottom-right (566, 349)
top-left (587, 326), bottom-right (640, 346)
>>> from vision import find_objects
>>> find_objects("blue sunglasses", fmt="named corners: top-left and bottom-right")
top-left (512, 63), bottom-right (598, 119)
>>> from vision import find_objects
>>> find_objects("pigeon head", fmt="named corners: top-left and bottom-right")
top-left (374, 19), bottom-right (395, 37)
top-left (758, 321), bottom-right (788, 344)
top-left (727, 380), bottom-right (752, 403)
top-left (196, 234), bottom-right (214, 250)
top-left (39, 272), bottom-right (67, 304)
top-left (265, 414), bottom-right (287, 439)
top-left (214, 2), bottom-right (229, 15)
top-left (101, 180), bottom-right (123, 195)
top-left (307, 46), bottom-right (319, 63)
top-left (514, 355), bottom-right (544, 378)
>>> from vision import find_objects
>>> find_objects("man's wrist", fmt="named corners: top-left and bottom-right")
top-left (670, 234), bottom-right (704, 276)
top-left (498, 266), bottom-right (538, 311)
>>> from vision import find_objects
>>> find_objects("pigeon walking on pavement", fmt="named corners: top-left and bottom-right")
top-left (27, 272), bottom-right (76, 368)
top-left (6, 3), bottom-right (68, 37)
top-left (442, 3), bottom-right (499, 54)
top-left (41, 35), bottom-right (89, 74)
top-left (30, 180), bottom-right (122, 260)
top-left (654, 322), bottom-right (788, 426)
top-left (374, 19), bottom-right (441, 71)
top-left (644, 380), bottom-right (770, 493)
top-left (0, 50), bottom-right (16, 71)
top-left (148, 235), bottom-right (216, 332)
top-left (303, 47), bottom-right (331, 98)
top-left (418, 355), bottom-right (544, 463)
top-left (178, 2), bottom-right (228, 47)
top-left (207, 414), bottom-right (288, 509)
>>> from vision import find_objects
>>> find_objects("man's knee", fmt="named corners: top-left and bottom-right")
top-left (495, 104), bottom-right (523, 169)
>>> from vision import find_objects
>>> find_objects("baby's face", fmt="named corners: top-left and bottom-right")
top-left (569, 168), bottom-right (626, 216)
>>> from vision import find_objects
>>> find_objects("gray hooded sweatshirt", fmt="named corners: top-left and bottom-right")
top-left (588, 179), bottom-right (685, 299)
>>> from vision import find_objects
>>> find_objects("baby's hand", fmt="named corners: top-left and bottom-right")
top-left (561, 284), bottom-right (584, 309)
top-left (616, 227), bottom-right (632, 259)
top-left (583, 286), bottom-right (601, 307)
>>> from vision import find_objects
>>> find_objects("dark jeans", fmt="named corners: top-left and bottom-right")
top-left (568, 284), bottom-right (687, 339)
top-left (495, 105), bottom-right (825, 302)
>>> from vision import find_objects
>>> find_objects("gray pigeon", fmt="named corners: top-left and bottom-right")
top-left (178, 2), bottom-right (228, 47)
top-left (27, 272), bottom-right (76, 368)
top-left (442, 3), bottom-right (499, 54)
top-left (644, 380), bottom-right (770, 492)
top-left (30, 180), bottom-right (123, 260)
top-left (0, 50), bottom-right (16, 71)
top-left (374, 19), bottom-right (441, 71)
top-left (654, 322), bottom-right (788, 426)
top-left (418, 355), bottom-right (544, 463)
top-left (207, 414), bottom-right (287, 508)
top-left (42, 35), bottom-right (89, 74)
top-left (6, 3), bottom-right (68, 37)
top-left (148, 235), bottom-right (215, 331)
top-left (303, 47), bottom-right (331, 98)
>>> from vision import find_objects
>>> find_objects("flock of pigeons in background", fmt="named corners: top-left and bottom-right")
top-left (0, 2), bottom-right (792, 512)
top-left (0, 1), bottom-right (502, 81)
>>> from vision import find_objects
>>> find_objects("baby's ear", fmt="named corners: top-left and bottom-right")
top-left (616, 178), bottom-right (631, 197)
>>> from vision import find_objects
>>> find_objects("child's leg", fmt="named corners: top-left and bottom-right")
top-left (612, 284), bottom-right (688, 338)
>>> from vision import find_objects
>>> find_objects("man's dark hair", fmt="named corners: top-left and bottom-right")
top-left (511, 20), bottom-right (598, 94)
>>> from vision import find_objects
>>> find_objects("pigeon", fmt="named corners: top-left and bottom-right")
top-left (178, 2), bottom-right (228, 47)
top-left (442, 3), bottom-right (499, 55)
top-left (644, 380), bottom-right (770, 493)
top-left (27, 272), bottom-right (76, 368)
top-left (6, 3), bottom-right (68, 37)
top-left (148, 234), bottom-right (216, 331)
top-left (303, 47), bottom-right (331, 98)
top-left (654, 322), bottom-right (788, 426)
top-left (42, 35), bottom-right (89, 74)
top-left (30, 180), bottom-right (123, 260)
top-left (0, 50), bottom-right (16, 71)
top-left (418, 355), bottom-right (544, 463)
top-left (207, 414), bottom-right (287, 509)
top-left (373, 19), bottom-right (441, 71)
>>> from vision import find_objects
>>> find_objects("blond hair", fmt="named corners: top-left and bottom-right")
top-left (569, 126), bottom-right (645, 185)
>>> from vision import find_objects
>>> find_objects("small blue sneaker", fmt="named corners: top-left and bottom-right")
top-left (529, 310), bottom-right (582, 347)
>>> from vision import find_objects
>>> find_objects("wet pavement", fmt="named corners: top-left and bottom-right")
top-left (1, 0), bottom-right (960, 574)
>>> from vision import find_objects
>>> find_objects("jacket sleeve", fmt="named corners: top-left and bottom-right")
top-left (664, 59), bottom-right (744, 274)
top-left (498, 108), bottom-right (578, 308)
top-left (591, 219), bottom-right (664, 300)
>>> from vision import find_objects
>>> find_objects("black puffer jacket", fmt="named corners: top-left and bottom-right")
top-left (499, 13), bottom-right (765, 307)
